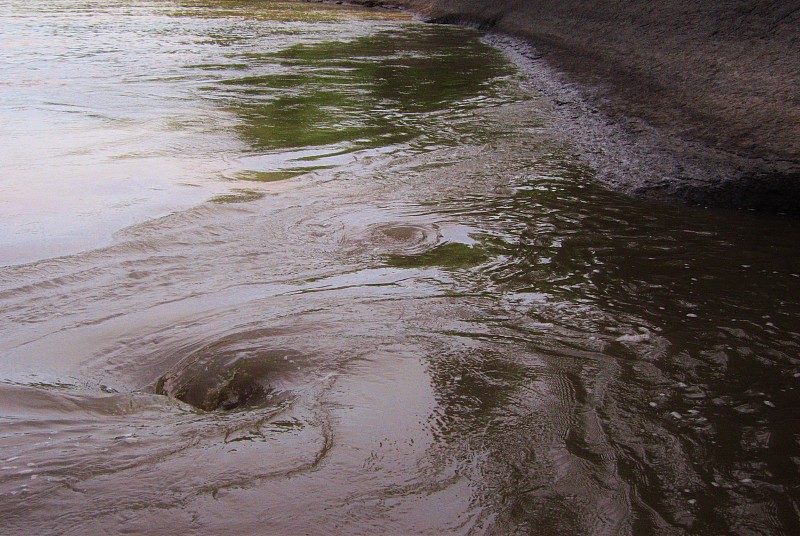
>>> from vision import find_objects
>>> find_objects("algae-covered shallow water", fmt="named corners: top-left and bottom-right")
top-left (2, 1), bottom-right (800, 534)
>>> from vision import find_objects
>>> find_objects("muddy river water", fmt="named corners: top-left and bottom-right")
top-left (2, 1), bottom-right (800, 534)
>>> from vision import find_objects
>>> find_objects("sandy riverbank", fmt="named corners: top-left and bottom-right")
top-left (351, 0), bottom-right (800, 213)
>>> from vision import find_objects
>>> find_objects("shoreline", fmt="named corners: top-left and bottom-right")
top-left (345, 0), bottom-right (800, 215)
top-left (484, 33), bottom-right (799, 214)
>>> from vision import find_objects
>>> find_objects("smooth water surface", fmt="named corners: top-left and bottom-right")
top-left (2, 1), bottom-right (800, 534)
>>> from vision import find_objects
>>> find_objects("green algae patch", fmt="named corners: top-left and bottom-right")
top-left (228, 170), bottom-right (316, 183)
top-left (208, 25), bottom-right (515, 154)
top-left (209, 189), bottom-right (265, 204)
top-left (386, 242), bottom-right (488, 269)
top-left (168, 1), bottom-right (412, 24)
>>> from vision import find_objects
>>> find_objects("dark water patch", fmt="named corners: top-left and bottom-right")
top-left (415, 148), bottom-right (800, 534)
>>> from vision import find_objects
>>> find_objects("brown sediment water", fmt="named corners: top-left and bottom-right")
top-left (1, 1), bottom-right (800, 534)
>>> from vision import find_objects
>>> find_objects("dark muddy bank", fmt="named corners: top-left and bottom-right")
top-left (352, 0), bottom-right (800, 213)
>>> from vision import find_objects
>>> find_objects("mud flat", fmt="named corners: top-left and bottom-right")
top-left (354, 0), bottom-right (800, 213)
